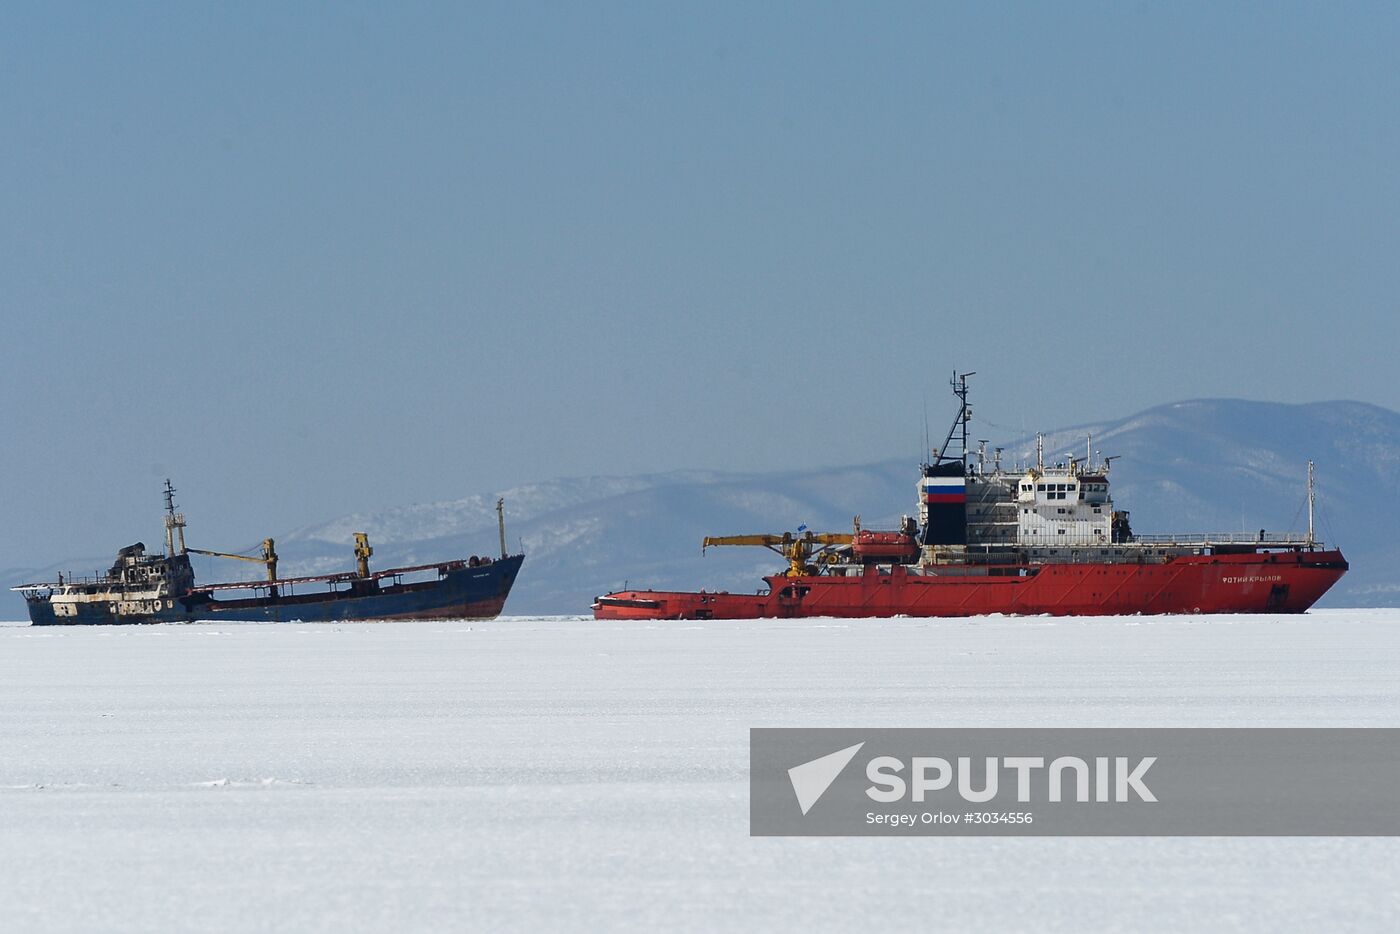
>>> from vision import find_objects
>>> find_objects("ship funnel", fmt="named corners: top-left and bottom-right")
top-left (919, 461), bottom-right (968, 547)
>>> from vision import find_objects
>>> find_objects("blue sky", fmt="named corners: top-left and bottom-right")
top-left (2, 2), bottom-right (1397, 564)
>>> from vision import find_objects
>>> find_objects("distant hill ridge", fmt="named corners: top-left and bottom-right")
top-left (6, 398), bottom-right (1397, 618)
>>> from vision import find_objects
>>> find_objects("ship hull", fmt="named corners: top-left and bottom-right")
top-left (26, 555), bottom-right (524, 625)
top-left (593, 551), bottom-right (1348, 620)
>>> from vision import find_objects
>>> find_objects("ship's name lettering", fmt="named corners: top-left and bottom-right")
top-left (1221, 575), bottom-right (1284, 584)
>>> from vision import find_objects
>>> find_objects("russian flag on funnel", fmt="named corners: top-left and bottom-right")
top-left (923, 477), bottom-right (966, 504)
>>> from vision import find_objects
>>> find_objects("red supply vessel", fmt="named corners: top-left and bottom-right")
top-left (593, 374), bottom-right (1347, 620)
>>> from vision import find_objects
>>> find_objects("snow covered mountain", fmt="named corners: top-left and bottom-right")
top-left (6, 399), bottom-right (1397, 618)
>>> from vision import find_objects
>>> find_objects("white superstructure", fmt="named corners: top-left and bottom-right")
top-left (1014, 467), bottom-right (1113, 545)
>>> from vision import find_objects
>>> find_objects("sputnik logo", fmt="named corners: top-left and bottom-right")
top-left (787, 742), bottom-right (865, 815)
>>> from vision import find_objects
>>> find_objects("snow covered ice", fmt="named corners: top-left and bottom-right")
top-left (2, 611), bottom-right (1398, 932)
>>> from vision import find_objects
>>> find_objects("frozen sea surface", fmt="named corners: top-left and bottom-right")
top-left (1, 610), bottom-right (1398, 932)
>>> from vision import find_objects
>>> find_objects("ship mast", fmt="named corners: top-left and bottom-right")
top-left (935, 371), bottom-right (975, 467)
top-left (496, 497), bottom-right (508, 559)
top-left (1307, 460), bottom-right (1315, 548)
top-left (163, 479), bottom-right (187, 555)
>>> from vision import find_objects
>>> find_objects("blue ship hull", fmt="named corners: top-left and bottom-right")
top-left (25, 555), bottom-right (524, 625)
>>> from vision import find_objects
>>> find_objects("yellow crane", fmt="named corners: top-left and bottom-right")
top-left (354, 532), bottom-right (373, 578)
top-left (702, 530), bottom-right (854, 577)
top-left (187, 539), bottom-right (279, 582)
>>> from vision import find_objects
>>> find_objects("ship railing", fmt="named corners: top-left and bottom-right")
top-left (188, 559), bottom-right (467, 594)
top-left (9, 571), bottom-right (112, 592)
top-left (943, 533), bottom-right (1320, 565)
top-left (1131, 532), bottom-right (1313, 545)
top-left (1004, 533), bottom-right (1315, 549)
top-left (996, 532), bottom-right (1314, 548)
top-left (10, 583), bottom-right (57, 595)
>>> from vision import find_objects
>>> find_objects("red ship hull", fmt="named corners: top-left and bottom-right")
top-left (593, 550), bottom-right (1348, 620)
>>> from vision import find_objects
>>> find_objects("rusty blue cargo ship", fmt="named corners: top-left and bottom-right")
top-left (12, 482), bottom-right (524, 625)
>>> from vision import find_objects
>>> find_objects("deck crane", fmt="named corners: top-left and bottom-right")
top-left (354, 532), bottom-right (373, 578)
top-left (186, 539), bottom-right (279, 582)
top-left (702, 529), bottom-right (855, 577)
